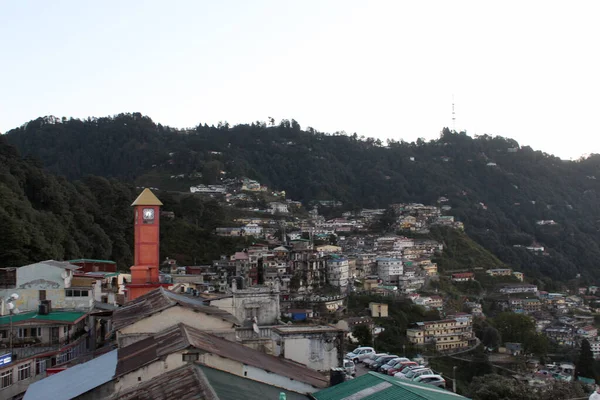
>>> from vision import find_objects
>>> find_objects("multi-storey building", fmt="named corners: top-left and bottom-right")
top-left (326, 257), bottom-right (349, 288)
top-left (407, 316), bottom-right (474, 352)
top-left (376, 258), bottom-right (403, 285)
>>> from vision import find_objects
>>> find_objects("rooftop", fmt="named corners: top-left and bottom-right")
top-left (115, 323), bottom-right (328, 389)
top-left (23, 349), bottom-right (118, 400)
top-left (273, 325), bottom-right (342, 335)
top-left (312, 372), bottom-right (470, 400)
top-left (69, 259), bottom-right (116, 264)
top-left (110, 364), bottom-right (219, 400)
top-left (131, 188), bottom-right (163, 206)
top-left (111, 287), bottom-right (239, 331)
top-left (0, 310), bottom-right (87, 326)
top-left (20, 260), bottom-right (80, 270)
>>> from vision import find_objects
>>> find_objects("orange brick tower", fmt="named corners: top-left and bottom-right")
top-left (126, 188), bottom-right (170, 301)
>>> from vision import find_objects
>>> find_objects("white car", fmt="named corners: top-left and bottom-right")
top-left (345, 347), bottom-right (375, 363)
top-left (413, 374), bottom-right (446, 389)
top-left (395, 367), bottom-right (432, 380)
top-left (343, 359), bottom-right (356, 376)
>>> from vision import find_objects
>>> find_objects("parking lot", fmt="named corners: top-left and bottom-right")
top-left (355, 362), bottom-right (371, 377)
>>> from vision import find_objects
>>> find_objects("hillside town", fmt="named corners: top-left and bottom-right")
top-left (0, 186), bottom-right (598, 399)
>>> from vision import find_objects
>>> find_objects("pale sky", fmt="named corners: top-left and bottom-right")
top-left (1, 1), bottom-right (599, 159)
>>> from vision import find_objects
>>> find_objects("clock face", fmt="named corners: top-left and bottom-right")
top-left (143, 208), bottom-right (155, 221)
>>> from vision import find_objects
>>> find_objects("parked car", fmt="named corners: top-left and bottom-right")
top-left (380, 357), bottom-right (409, 373)
top-left (343, 359), bottom-right (356, 377)
top-left (371, 355), bottom-right (399, 370)
top-left (413, 374), bottom-right (446, 389)
top-left (396, 367), bottom-right (434, 380)
top-left (362, 353), bottom-right (388, 367)
top-left (388, 361), bottom-right (418, 376)
top-left (345, 346), bottom-right (375, 363)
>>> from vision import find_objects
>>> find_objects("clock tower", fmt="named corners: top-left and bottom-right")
top-left (127, 188), bottom-right (169, 301)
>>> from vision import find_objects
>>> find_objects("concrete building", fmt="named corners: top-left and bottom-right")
top-left (451, 272), bottom-right (474, 282)
top-left (273, 325), bottom-right (344, 372)
top-left (0, 260), bottom-right (90, 312)
top-left (208, 281), bottom-right (281, 326)
top-left (369, 302), bottom-right (388, 318)
top-left (326, 258), bottom-right (349, 288)
top-left (376, 258), bottom-right (403, 285)
top-left (111, 287), bottom-right (240, 347)
top-left (407, 316), bottom-right (474, 351)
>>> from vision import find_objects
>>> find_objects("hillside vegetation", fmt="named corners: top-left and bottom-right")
top-left (0, 135), bottom-right (248, 269)
top-left (5, 114), bottom-right (600, 283)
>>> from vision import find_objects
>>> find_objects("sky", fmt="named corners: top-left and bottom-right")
top-left (1, 1), bottom-right (599, 160)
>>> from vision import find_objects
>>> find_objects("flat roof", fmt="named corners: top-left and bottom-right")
top-left (68, 259), bottom-right (116, 264)
top-left (0, 311), bottom-right (87, 326)
top-left (273, 325), bottom-right (342, 334)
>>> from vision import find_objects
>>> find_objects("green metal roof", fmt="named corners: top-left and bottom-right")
top-left (311, 372), bottom-right (470, 400)
top-left (0, 311), bottom-right (87, 326)
top-left (68, 259), bottom-right (116, 264)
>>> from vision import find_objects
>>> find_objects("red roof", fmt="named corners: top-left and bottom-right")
top-left (452, 272), bottom-right (474, 278)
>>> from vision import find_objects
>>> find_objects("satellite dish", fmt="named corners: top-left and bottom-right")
top-left (10, 294), bottom-right (19, 300)
top-left (7, 303), bottom-right (14, 310)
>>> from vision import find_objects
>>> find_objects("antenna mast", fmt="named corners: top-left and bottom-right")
top-left (452, 95), bottom-right (456, 132)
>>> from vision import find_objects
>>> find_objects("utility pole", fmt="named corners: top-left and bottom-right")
top-left (453, 365), bottom-right (457, 393)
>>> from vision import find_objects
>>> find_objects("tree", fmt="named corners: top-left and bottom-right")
top-left (467, 374), bottom-right (586, 400)
top-left (352, 325), bottom-right (373, 347)
top-left (492, 313), bottom-right (535, 344)
top-left (482, 326), bottom-right (501, 349)
top-left (576, 339), bottom-right (595, 380)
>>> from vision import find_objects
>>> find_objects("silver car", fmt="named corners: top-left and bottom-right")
top-left (413, 374), bottom-right (446, 389)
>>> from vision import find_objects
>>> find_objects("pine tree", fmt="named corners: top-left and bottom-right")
top-left (576, 339), bottom-right (595, 380)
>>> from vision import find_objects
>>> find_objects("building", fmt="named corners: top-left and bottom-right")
top-left (273, 325), bottom-right (344, 372)
top-left (407, 316), bottom-right (474, 351)
top-left (487, 268), bottom-right (513, 277)
top-left (111, 287), bottom-right (240, 347)
top-left (577, 325), bottom-right (598, 339)
top-left (376, 258), bottom-right (403, 285)
top-left (369, 302), bottom-right (388, 318)
top-left (451, 272), bottom-right (474, 282)
top-left (269, 202), bottom-right (289, 214)
top-left (326, 257), bottom-right (349, 288)
top-left (68, 259), bottom-right (117, 273)
top-left (499, 284), bottom-right (538, 295)
top-left (513, 271), bottom-right (525, 282)
top-left (0, 310), bottom-right (90, 400)
top-left (311, 371), bottom-right (469, 400)
top-left (207, 282), bottom-right (281, 326)
top-left (0, 260), bottom-right (89, 312)
top-left (25, 323), bottom-right (328, 399)
top-left (127, 188), bottom-right (171, 301)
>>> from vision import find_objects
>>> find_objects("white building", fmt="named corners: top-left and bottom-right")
top-left (326, 258), bottom-right (349, 288)
top-left (376, 258), bottom-right (403, 285)
top-left (269, 202), bottom-right (289, 214)
top-left (243, 223), bottom-right (263, 236)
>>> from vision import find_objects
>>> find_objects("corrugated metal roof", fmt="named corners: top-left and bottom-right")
top-left (112, 287), bottom-right (239, 331)
top-left (23, 349), bottom-right (118, 400)
top-left (21, 260), bottom-right (81, 270)
top-left (111, 364), bottom-right (219, 400)
top-left (311, 372), bottom-right (470, 400)
top-left (198, 365), bottom-right (310, 400)
top-left (115, 323), bottom-right (328, 389)
top-left (0, 310), bottom-right (87, 326)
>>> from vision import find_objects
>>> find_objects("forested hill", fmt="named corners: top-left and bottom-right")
top-left (5, 113), bottom-right (600, 284)
top-left (0, 134), bottom-right (247, 269)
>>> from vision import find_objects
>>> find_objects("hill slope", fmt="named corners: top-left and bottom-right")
top-left (5, 114), bottom-right (600, 283)
top-left (0, 134), bottom-right (247, 268)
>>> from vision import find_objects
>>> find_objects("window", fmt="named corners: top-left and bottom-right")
top-left (65, 289), bottom-right (89, 297)
top-left (0, 330), bottom-right (7, 339)
top-left (18, 363), bottom-right (31, 381)
top-left (63, 326), bottom-right (68, 334)
top-left (39, 290), bottom-right (46, 301)
top-left (35, 359), bottom-right (47, 375)
top-left (182, 353), bottom-right (199, 362)
top-left (0, 370), bottom-right (12, 388)
top-left (0, 268), bottom-right (16, 289)
top-left (18, 328), bottom-right (29, 338)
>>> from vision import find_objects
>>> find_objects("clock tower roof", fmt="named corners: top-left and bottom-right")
top-left (131, 188), bottom-right (163, 206)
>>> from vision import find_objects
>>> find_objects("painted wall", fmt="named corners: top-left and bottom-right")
top-left (117, 306), bottom-right (235, 346)
top-left (217, 286), bottom-right (280, 325)
top-left (0, 263), bottom-right (91, 312)
top-left (200, 353), bottom-right (319, 394)
top-left (275, 335), bottom-right (339, 372)
top-left (114, 352), bottom-right (184, 393)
